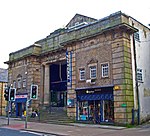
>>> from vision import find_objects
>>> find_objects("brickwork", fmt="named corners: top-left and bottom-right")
top-left (75, 34), bottom-right (113, 88)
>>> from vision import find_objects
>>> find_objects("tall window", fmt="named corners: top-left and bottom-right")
top-left (102, 63), bottom-right (109, 77)
top-left (23, 79), bottom-right (26, 88)
top-left (137, 68), bottom-right (143, 82)
top-left (17, 78), bottom-right (21, 88)
top-left (79, 68), bottom-right (85, 80)
top-left (13, 81), bottom-right (16, 88)
top-left (90, 66), bottom-right (97, 79)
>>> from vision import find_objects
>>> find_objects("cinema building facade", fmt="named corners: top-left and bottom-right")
top-left (5, 11), bottom-right (150, 124)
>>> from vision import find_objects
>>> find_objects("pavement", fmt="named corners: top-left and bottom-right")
top-left (0, 116), bottom-right (126, 136)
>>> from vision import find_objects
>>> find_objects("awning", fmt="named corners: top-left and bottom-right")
top-left (77, 94), bottom-right (113, 101)
top-left (75, 84), bottom-right (114, 91)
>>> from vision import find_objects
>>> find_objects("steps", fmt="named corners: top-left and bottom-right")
top-left (29, 107), bottom-right (74, 124)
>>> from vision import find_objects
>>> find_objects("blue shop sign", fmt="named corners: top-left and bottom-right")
top-left (77, 94), bottom-right (113, 101)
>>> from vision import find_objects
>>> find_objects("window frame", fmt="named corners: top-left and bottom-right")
top-left (13, 81), bottom-right (16, 88)
top-left (90, 65), bottom-right (97, 79)
top-left (134, 31), bottom-right (140, 42)
top-left (137, 68), bottom-right (143, 82)
top-left (79, 68), bottom-right (86, 81)
top-left (17, 77), bottom-right (22, 89)
top-left (22, 79), bottom-right (26, 88)
top-left (101, 63), bottom-right (109, 78)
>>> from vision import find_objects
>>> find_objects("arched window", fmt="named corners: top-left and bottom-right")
top-left (17, 74), bottom-right (22, 89)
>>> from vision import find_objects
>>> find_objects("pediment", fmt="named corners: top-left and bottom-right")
top-left (87, 58), bottom-right (98, 65)
top-left (66, 13), bottom-right (97, 29)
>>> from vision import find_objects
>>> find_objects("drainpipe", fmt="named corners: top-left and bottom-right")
top-left (1, 82), bottom-right (3, 116)
top-left (132, 33), bottom-right (140, 125)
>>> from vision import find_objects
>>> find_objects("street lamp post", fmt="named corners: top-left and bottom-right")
top-left (25, 99), bottom-right (29, 128)
top-left (25, 72), bottom-right (28, 129)
top-left (7, 84), bottom-right (12, 125)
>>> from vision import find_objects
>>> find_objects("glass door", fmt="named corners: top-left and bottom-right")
top-left (94, 101), bottom-right (100, 123)
top-left (104, 100), bottom-right (114, 122)
top-left (88, 101), bottom-right (100, 123)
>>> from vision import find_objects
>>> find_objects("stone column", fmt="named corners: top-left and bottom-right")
top-left (67, 50), bottom-right (76, 117)
top-left (43, 64), bottom-right (50, 107)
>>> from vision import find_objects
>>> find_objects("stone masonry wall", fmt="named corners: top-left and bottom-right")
top-left (8, 56), bottom-right (41, 110)
top-left (75, 34), bottom-right (113, 88)
top-left (112, 31), bottom-right (134, 124)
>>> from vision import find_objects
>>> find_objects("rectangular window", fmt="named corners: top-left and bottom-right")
top-left (17, 78), bottom-right (21, 88)
top-left (79, 68), bottom-right (85, 80)
top-left (134, 32), bottom-right (140, 41)
top-left (137, 69), bottom-right (143, 82)
top-left (90, 66), bottom-right (96, 79)
top-left (102, 63), bottom-right (109, 77)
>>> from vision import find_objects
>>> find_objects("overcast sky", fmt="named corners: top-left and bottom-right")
top-left (0, 0), bottom-right (149, 69)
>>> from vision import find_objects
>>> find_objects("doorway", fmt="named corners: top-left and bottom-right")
top-left (16, 103), bottom-right (22, 117)
top-left (50, 62), bottom-right (67, 107)
top-left (89, 101), bottom-right (101, 123)
top-left (103, 100), bottom-right (114, 122)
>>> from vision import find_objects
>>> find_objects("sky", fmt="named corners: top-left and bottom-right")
top-left (0, 0), bottom-right (150, 69)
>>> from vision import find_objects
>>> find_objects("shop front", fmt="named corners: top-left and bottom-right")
top-left (76, 86), bottom-right (114, 123)
top-left (10, 93), bottom-right (27, 117)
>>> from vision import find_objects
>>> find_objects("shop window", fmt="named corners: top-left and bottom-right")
top-left (90, 66), bottom-right (97, 79)
top-left (137, 68), bottom-right (143, 82)
top-left (79, 68), bottom-right (85, 81)
top-left (78, 101), bottom-right (88, 120)
top-left (101, 63), bottom-right (109, 77)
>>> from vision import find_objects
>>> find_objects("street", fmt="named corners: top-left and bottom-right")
top-left (1, 125), bottom-right (150, 136)
top-left (0, 128), bottom-right (57, 136)
top-left (0, 117), bottom-right (150, 136)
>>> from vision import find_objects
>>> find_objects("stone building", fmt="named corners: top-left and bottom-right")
top-left (5, 11), bottom-right (150, 124)
top-left (0, 68), bottom-right (8, 116)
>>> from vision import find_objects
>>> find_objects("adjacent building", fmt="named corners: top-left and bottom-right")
top-left (0, 68), bottom-right (8, 116)
top-left (5, 11), bottom-right (150, 124)
top-left (129, 17), bottom-right (150, 122)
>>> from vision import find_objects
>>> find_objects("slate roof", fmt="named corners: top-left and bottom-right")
top-left (0, 68), bottom-right (8, 83)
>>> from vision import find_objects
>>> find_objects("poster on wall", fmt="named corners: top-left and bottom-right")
top-left (67, 99), bottom-right (74, 107)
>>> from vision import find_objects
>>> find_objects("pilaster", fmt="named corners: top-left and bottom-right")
top-left (67, 50), bottom-right (76, 117)
top-left (43, 64), bottom-right (50, 106)
top-left (112, 37), bottom-right (134, 124)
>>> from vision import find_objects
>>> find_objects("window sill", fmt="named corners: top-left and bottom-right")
top-left (79, 80), bottom-right (86, 82)
top-left (138, 81), bottom-right (143, 83)
top-left (101, 76), bottom-right (109, 78)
